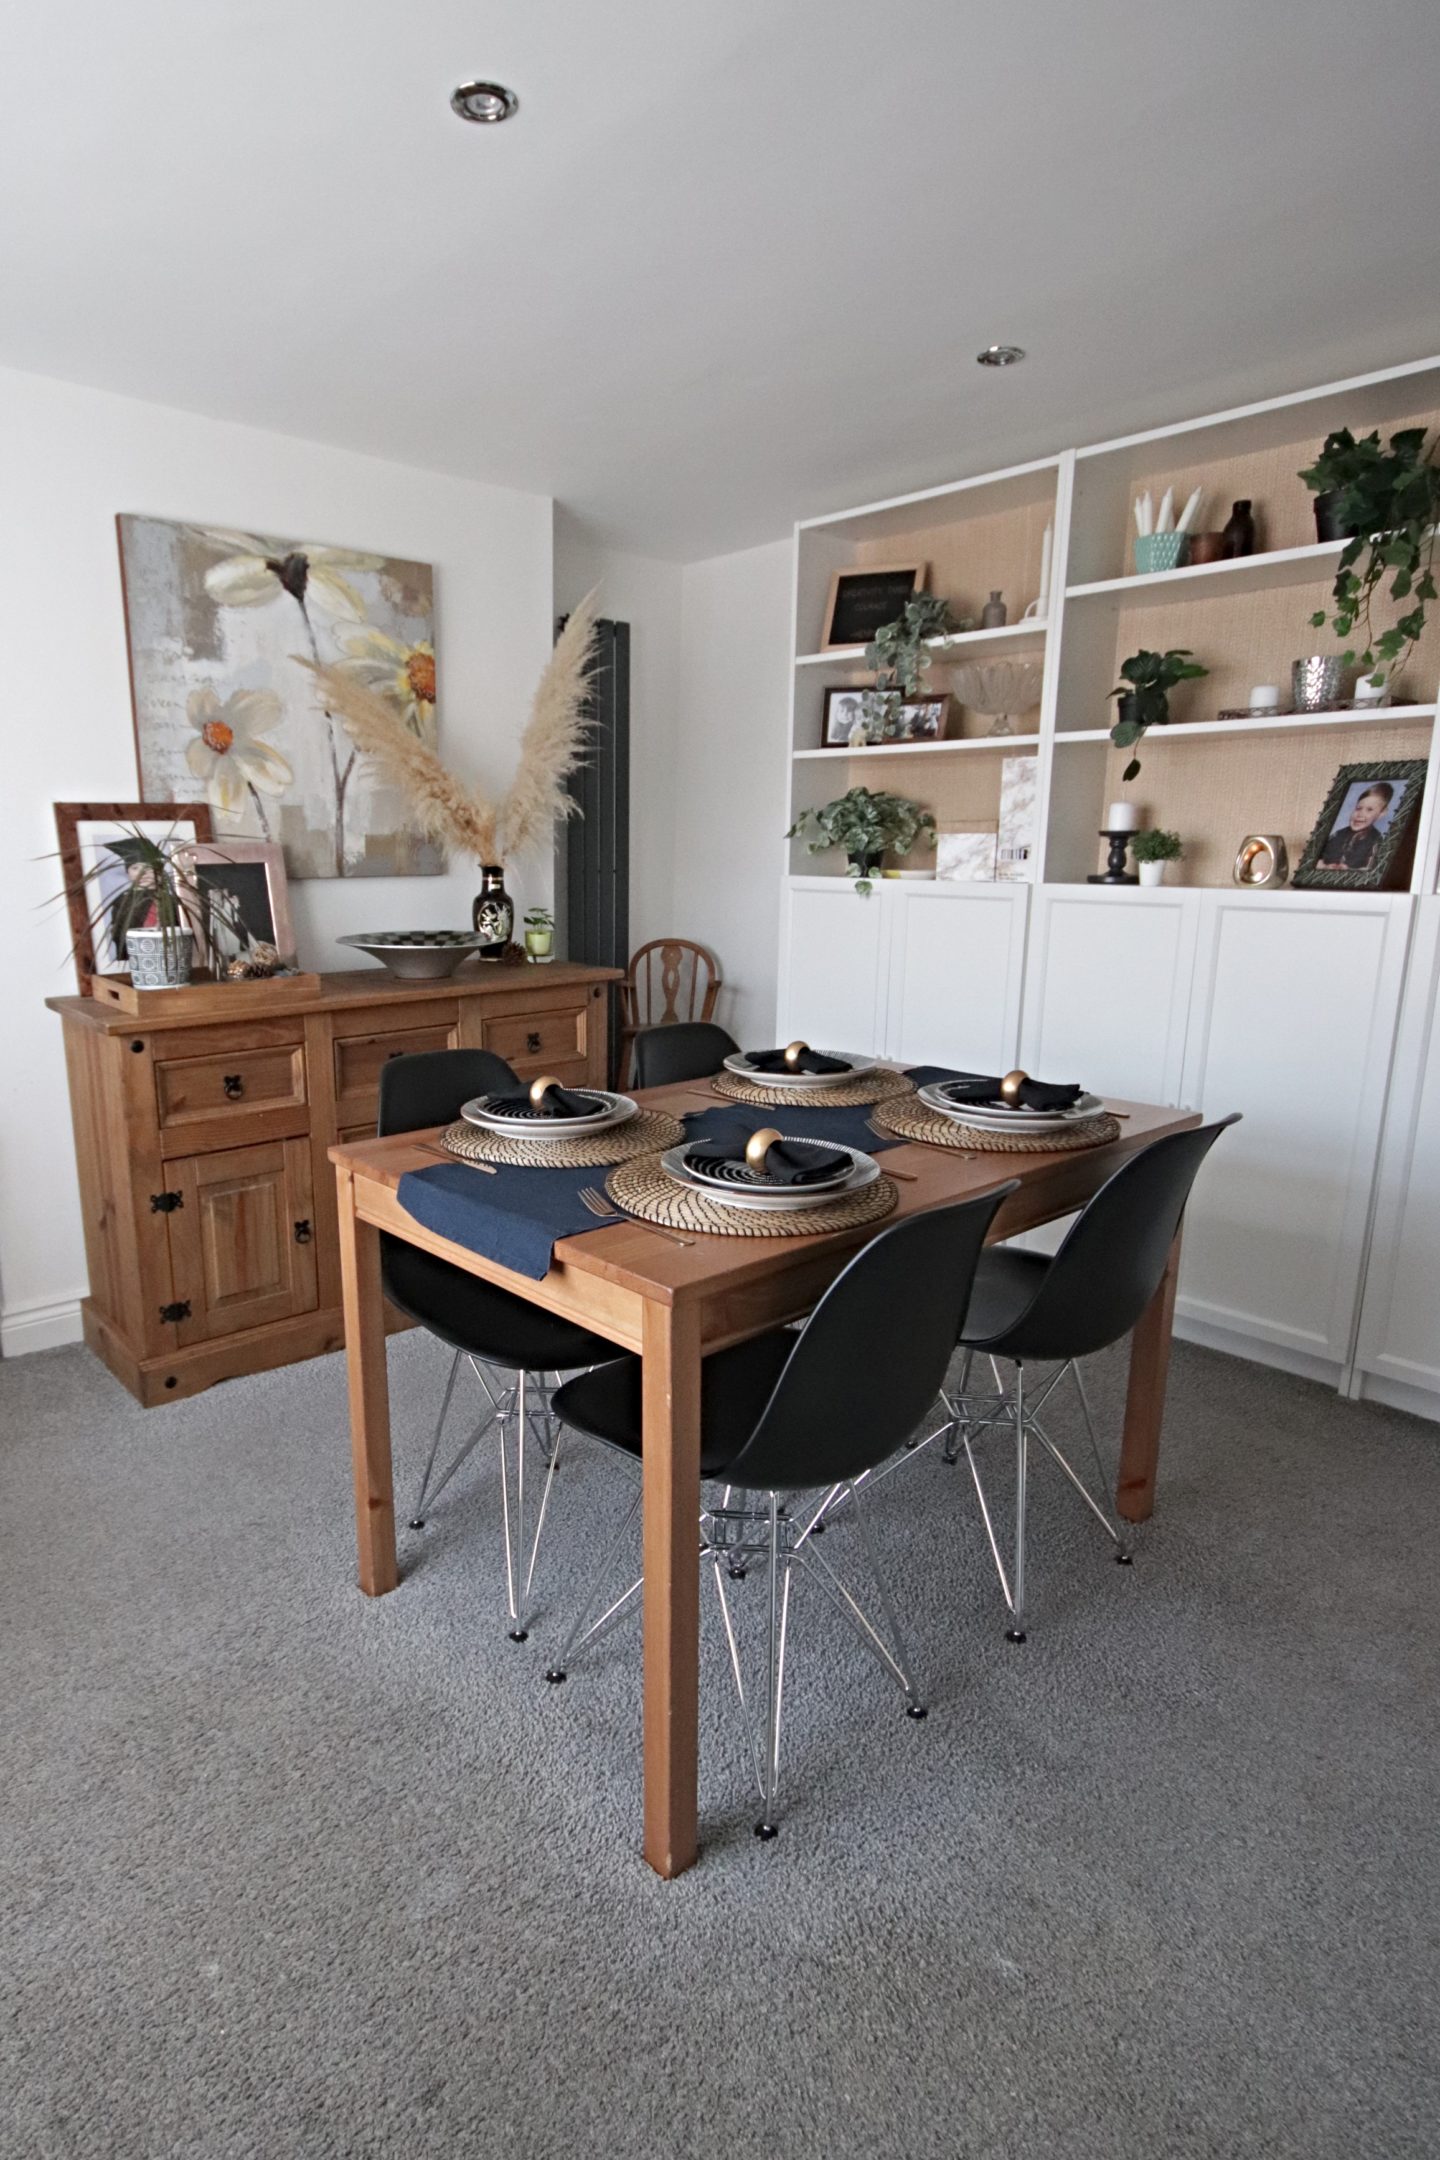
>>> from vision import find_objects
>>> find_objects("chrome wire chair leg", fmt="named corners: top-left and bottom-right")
top-left (1069, 1363), bottom-right (1132, 1563)
top-left (941, 1349), bottom-right (975, 1464)
top-left (756, 1492), bottom-right (793, 1841)
top-left (497, 1368), bottom-right (529, 1640)
top-left (1009, 1362), bottom-right (1028, 1642)
top-left (545, 1483), bottom-right (644, 1682)
top-left (409, 1349), bottom-right (503, 1528)
top-left (797, 1489), bottom-right (926, 1713)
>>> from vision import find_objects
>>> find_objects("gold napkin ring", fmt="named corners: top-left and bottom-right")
top-left (999, 1069), bottom-right (1030, 1105)
top-left (782, 1040), bottom-right (809, 1068)
top-left (745, 1126), bottom-right (783, 1173)
top-left (529, 1075), bottom-right (562, 1106)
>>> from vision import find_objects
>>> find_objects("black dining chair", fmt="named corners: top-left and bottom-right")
top-left (377, 1048), bottom-right (619, 1640)
top-left (632, 1020), bottom-right (739, 1089)
top-left (936, 1113), bottom-right (1240, 1642)
top-left (543, 1186), bottom-right (1015, 1839)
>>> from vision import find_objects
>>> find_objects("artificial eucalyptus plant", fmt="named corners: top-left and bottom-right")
top-left (786, 786), bottom-right (936, 893)
top-left (860, 593), bottom-right (961, 739)
top-left (1109, 648), bottom-right (1208, 780)
top-left (1299, 427), bottom-right (1440, 687)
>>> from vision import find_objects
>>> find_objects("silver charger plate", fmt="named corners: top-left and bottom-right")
top-left (659, 1142), bottom-right (879, 1212)
top-left (460, 1089), bottom-right (637, 1136)
top-left (917, 1083), bottom-right (1103, 1134)
top-left (671, 1136), bottom-right (861, 1195)
top-left (723, 1049), bottom-right (878, 1090)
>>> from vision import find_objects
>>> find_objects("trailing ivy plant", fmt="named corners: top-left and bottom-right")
top-left (1299, 426), bottom-right (1440, 686)
top-left (1109, 648), bottom-right (1209, 781)
top-left (786, 786), bottom-right (936, 894)
top-left (860, 592), bottom-right (961, 739)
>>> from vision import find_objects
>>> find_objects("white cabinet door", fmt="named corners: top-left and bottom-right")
top-left (1352, 897), bottom-right (1440, 1407)
top-left (884, 883), bottom-right (1029, 1070)
top-left (1178, 890), bottom-right (1412, 1373)
top-left (777, 879), bottom-right (887, 1052)
top-left (1020, 886), bottom-right (1198, 1105)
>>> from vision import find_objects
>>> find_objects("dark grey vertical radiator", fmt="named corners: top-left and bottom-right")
top-left (562, 618), bottom-right (630, 1085)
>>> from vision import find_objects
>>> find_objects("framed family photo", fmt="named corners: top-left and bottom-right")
top-left (821, 562), bottom-right (926, 649)
top-left (821, 688), bottom-right (952, 746)
top-left (1293, 758), bottom-right (1427, 891)
top-left (178, 839), bottom-right (296, 970)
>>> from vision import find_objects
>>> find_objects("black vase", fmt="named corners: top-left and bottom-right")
top-left (472, 865), bottom-right (514, 958)
top-left (1221, 499), bottom-right (1256, 558)
top-left (848, 850), bottom-right (884, 879)
top-left (1312, 491), bottom-right (1352, 544)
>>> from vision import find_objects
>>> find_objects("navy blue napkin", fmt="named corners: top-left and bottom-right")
top-left (681, 1103), bottom-right (900, 1157)
top-left (744, 1046), bottom-right (852, 1075)
top-left (396, 1161), bottom-right (608, 1281)
top-left (483, 1082), bottom-right (598, 1119)
top-left (686, 1117), bottom-right (850, 1186)
top-left (904, 1065), bottom-right (1081, 1111)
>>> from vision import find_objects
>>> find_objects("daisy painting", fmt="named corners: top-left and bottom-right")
top-left (118, 515), bottom-right (440, 879)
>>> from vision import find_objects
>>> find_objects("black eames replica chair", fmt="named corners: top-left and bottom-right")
top-left (544, 1187), bottom-right (1015, 1839)
top-left (936, 1114), bottom-right (1239, 1642)
top-left (377, 1048), bottom-right (618, 1640)
top-left (632, 1020), bottom-right (739, 1089)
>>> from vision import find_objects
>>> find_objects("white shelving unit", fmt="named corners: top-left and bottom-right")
top-left (776, 351), bottom-right (1440, 1416)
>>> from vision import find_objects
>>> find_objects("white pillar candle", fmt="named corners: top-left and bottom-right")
top-left (1106, 801), bottom-right (1141, 831)
top-left (1249, 683), bottom-right (1281, 711)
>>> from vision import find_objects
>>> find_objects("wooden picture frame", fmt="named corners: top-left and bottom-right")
top-left (179, 839), bottom-right (297, 970)
top-left (821, 562), bottom-right (926, 650)
top-left (1292, 758), bottom-right (1427, 891)
top-left (54, 800), bottom-right (214, 993)
top-left (821, 686), bottom-right (953, 747)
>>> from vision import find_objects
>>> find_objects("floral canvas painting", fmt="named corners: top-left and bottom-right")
top-left (118, 515), bottom-right (440, 879)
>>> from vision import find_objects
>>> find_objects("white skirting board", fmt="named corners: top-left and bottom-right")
top-left (0, 1293), bottom-right (86, 1358)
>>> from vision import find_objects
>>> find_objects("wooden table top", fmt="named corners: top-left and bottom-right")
top-left (47, 961), bottom-right (622, 1033)
top-left (330, 1083), bottom-right (1201, 1312)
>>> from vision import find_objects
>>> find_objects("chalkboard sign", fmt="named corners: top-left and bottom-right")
top-left (822, 563), bottom-right (926, 648)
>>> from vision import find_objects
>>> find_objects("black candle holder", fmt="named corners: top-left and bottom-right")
top-left (1087, 828), bottom-right (1139, 885)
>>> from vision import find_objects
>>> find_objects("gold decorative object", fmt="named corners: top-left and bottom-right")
top-left (224, 942), bottom-right (284, 980)
top-left (529, 1075), bottom-right (563, 1105)
top-left (783, 1041), bottom-right (809, 1068)
top-left (745, 1127), bottom-right (783, 1172)
top-left (999, 1069), bottom-right (1030, 1104)
top-left (1233, 834), bottom-right (1290, 888)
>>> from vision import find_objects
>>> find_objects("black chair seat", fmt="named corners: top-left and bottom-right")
top-left (382, 1239), bottom-right (614, 1372)
top-left (958, 1248), bottom-right (1054, 1355)
top-left (633, 1021), bottom-right (739, 1089)
top-left (552, 1331), bottom-right (797, 1477)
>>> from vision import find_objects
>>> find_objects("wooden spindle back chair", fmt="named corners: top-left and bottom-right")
top-left (619, 939), bottom-right (722, 1085)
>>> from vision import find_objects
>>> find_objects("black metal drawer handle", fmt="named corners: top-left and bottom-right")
top-left (527, 1032), bottom-right (542, 1053)
top-left (293, 1219), bottom-right (312, 1244)
top-left (223, 1074), bottom-right (244, 1099)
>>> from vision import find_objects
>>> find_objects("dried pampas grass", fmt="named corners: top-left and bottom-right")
top-left (301, 587), bottom-right (599, 866)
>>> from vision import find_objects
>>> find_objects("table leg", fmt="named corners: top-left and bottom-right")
top-left (640, 1297), bottom-right (702, 1878)
top-left (1116, 1226), bottom-right (1182, 1524)
top-left (336, 1165), bottom-right (397, 1596)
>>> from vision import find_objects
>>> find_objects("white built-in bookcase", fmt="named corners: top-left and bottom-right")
top-left (785, 354), bottom-right (1440, 898)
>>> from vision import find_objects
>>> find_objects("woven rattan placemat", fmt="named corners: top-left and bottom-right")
top-left (872, 1096), bottom-right (1122, 1154)
top-left (440, 1108), bottom-right (686, 1169)
top-left (710, 1068), bottom-right (914, 1110)
top-left (605, 1153), bottom-right (898, 1237)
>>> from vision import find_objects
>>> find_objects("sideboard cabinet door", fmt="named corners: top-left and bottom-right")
top-left (778, 880), bottom-right (887, 1053)
top-left (1178, 891), bottom-right (1411, 1373)
top-left (884, 883), bottom-right (1029, 1071)
top-left (1021, 886), bottom-right (1198, 1105)
top-left (162, 1137), bottom-right (319, 1347)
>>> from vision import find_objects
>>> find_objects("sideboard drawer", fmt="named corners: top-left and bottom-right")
top-left (333, 1020), bottom-right (459, 1117)
top-left (156, 1043), bottom-right (308, 1131)
top-left (484, 1004), bottom-right (586, 1073)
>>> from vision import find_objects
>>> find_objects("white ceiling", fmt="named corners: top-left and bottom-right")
top-left (4, 1), bottom-right (1440, 561)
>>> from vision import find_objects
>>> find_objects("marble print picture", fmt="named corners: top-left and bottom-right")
top-left (118, 515), bottom-right (440, 879)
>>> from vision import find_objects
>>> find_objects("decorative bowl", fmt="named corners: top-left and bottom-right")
top-left (337, 931), bottom-right (486, 981)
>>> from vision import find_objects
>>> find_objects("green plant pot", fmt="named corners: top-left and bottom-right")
top-left (524, 929), bottom-right (553, 963)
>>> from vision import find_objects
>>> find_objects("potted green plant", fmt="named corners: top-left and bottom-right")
top-left (1131, 827), bottom-right (1183, 888)
top-left (523, 905), bottom-right (555, 963)
top-left (65, 826), bottom-right (201, 989)
top-left (786, 786), bottom-right (936, 893)
top-left (862, 593), bottom-right (960, 740)
top-left (1109, 648), bottom-right (1209, 779)
top-left (1299, 426), bottom-right (1440, 687)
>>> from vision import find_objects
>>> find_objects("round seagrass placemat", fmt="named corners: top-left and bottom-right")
top-left (709, 1068), bottom-right (914, 1110)
top-left (605, 1153), bottom-right (898, 1237)
top-left (439, 1108), bottom-right (686, 1168)
top-left (872, 1096), bottom-right (1122, 1154)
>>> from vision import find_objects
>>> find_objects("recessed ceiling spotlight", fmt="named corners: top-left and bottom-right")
top-left (451, 81), bottom-right (519, 124)
top-left (976, 344), bottom-right (1026, 367)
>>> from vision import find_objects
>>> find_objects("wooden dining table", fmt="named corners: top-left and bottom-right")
top-left (331, 1082), bottom-right (1199, 1879)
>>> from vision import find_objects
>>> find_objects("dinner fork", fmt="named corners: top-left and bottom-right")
top-left (578, 1185), bottom-right (695, 1247)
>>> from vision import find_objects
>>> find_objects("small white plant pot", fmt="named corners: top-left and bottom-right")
top-left (1137, 860), bottom-right (1167, 888)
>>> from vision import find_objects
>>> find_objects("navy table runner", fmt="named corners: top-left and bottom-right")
top-left (393, 1073), bottom-right (964, 1280)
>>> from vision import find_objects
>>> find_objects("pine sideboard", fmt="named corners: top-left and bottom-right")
top-left (46, 964), bottom-right (620, 1406)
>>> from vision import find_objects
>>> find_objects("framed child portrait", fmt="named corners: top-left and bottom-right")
top-left (1293, 759), bottom-right (1427, 891)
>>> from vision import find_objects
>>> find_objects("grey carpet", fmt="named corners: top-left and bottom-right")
top-left (1, 1329), bottom-right (1436, 2160)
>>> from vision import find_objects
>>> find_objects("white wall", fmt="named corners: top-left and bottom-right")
top-left (673, 539), bottom-right (793, 1047)
top-left (552, 509), bottom-right (682, 949)
top-left (0, 364), bottom-right (554, 1354)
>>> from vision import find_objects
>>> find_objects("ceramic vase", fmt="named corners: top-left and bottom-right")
top-left (472, 865), bottom-right (514, 958)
